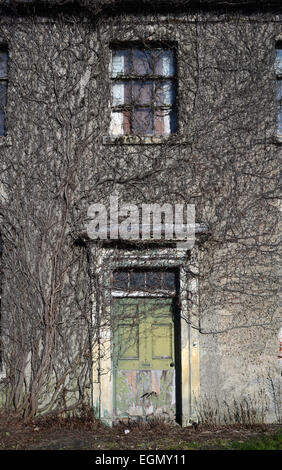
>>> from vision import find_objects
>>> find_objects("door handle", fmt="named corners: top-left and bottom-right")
top-left (170, 362), bottom-right (175, 367)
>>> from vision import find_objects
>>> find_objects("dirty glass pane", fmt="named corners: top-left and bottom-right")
top-left (155, 108), bottom-right (177, 136)
top-left (132, 108), bottom-right (153, 135)
top-left (110, 110), bottom-right (130, 136)
top-left (112, 50), bottom-right (131, 77)
top-left (155, 81), bottom-right (175, 106)
top-left (146, 271), bottom-right (162, 290)
top-left (112, 82), bottom-right (131, 106)
top-left (163, 271), bottom-right (176, 290)
top-left (155, 49), bottom-right (175, 77)
top-left (130, 271), bottom-right (145, 290)
top-left (0, 50), bottom-right (8, 78)
top-left (132, 81), bottom-right (153, 105)
top-left (133, 50), bottom-right (152, 76)
top-left (113, 271), bottom-right (129, 289)
top-left (0, 110), bottom-right (5, 136)
top-left (275, 47), bottom-right (282, 75)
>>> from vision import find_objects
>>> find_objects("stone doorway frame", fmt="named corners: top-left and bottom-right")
top-left (91, 244), bottom-right (200, 427)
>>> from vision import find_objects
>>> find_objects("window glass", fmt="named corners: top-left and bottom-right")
top-left (275, 47), bottom-right (282, 74)
top-left (155, 50), bottom-right (175, 77)
top-left (110, 46), bottom-right (176, 137)
top-left (110, 110), bottom-right (131, 135)
top-left (113, 271), bottom-right (129, 289)
top-left (132, 108), bottom-right (154, 135)
top-left (155, 108), bottom-right (177, 136)
top-left (146, 271), bottom-right (162, 290)
top-left (112, 50), bottom-right (131, 77)
top-left (133, 50), bottom-right (152, 76)
top-left (112, 269), bottom-right (177, 292)
top-left (130, 271), bottom-right (145, 290)
top-left (0, 49), bottom-right (7, 137)
top-left (163, 271), bottom-right (176, 290)
top-left (155, 81), bottom-right (175, 106)
top-left (276, 46), bottom-right (282, 137)
top-left (112, 82), bottom-right (131, 106)
top-left (132, 81), bottom-right (153, 105)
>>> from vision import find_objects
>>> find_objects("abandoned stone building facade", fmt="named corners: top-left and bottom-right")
top-left (0, 0), bottom-right (281, 424)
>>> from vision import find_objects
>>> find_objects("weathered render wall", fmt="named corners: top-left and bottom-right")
top-left (0, 4), bottom-right (280, 421)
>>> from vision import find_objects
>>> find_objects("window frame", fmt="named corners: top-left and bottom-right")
top-left (111, 267), bottom-right (178, 296)
top-left (275, 42), bottom-right (282, 141)
top-left (0, 45), bottom-right (8, 138)
top-left (109, 43), bottom-right (178, 140)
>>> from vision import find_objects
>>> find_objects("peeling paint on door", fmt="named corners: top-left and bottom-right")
top-left (113, 298), bottom-right (177, 421)
top-left (115, 369), bottom-right (175, 419)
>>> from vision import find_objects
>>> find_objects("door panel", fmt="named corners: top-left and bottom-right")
top-left (113, 298), bottom-right (176, 420)
top-left (152, 323), bottom-right (173, 359)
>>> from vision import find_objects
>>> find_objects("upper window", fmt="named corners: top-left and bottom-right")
top-left (110, 46), bottom-right (177, 137)
top-left (275, 43), bottom-right (282, 139)
top-left (0, 46), bottom-right (8, 137)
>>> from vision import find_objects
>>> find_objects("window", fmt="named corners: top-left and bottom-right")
top-left (110, 46), bottom-right (177, 137)
top-left (112, 268), bottom-right (177, 293)
top-left (275, 43), bottom-right (282, 139)
top-left (0, 233), bottom-right (2, 371)
top-left (0, 46), bottom-right (8, 136)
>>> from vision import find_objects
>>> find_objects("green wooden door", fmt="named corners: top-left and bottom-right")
top-left (113, 298), bottom-right (176, 420)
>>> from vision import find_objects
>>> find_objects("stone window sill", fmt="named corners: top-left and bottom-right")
top-left (102, 134), bottom-right (183, 145)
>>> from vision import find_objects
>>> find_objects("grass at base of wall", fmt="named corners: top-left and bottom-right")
top-left (134, 432), bottom-right (282, 450)
top-left (0, 411), bottom-right (281, 450)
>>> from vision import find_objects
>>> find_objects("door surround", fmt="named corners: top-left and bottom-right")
top-left (91, 245), bottom-right (200, 427)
